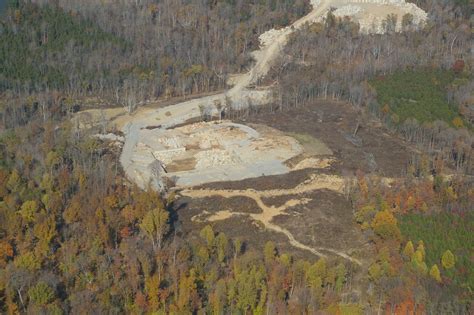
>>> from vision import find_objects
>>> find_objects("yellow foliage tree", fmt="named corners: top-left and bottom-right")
top-left (264, 241), bottom-right (277, 263)
top-left (452, 117), bottom-right (464, 128)
top-left (368, 263), bottom-right (382, 281)
top-left (411, 247), bottom-right (428, 274)
top-left (144, 274), bottom-right (160, 310)
top-left (14, 252), bottom-right (41, 271)
top-left (441, 250), bottom-right (455, 269)
top-left (200, 225), bottom-right (215, 249)
top-left (429, 264), bottom-right (442, 282)
top-left (417, 240), bottom-right (425, 260)
top-left (19, 200), bottom-right (38, 223)
top-left (371, 210), bottom-right (401, 240)
top-left (33, 215), bottom-right (58, 257)
top-left (215, 233), bottom-right (228, 263)
top-left (140, 207), bottom-right (169, 250)
top-left (6, 170), bottom-right (21, 192)
top-left (403, 241), bottom-right (415, 258)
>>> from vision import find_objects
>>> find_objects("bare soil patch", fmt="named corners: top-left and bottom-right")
top-left (166, 157), bottom-right (197, 173)
top-left (196, 169), bottom-right (331, 191)
top-left (176, 197), bottom-right (343, 261)
top-left (182, 195), bottom-right (262, 216)
top-left (180, 174), bottom-right (362, 264)
top-left (269, 190), bottom-right (365, 253)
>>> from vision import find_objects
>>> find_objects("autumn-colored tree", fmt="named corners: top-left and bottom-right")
top-left (196, 245), bottom-right (210, 266)
top-left (355, 205), bottom-right (377, 230)
top-left (200, 225), bottom-right (215, 250)
top-left (0, 241), bottom-right (14, 267)
top-left (371, 210), bottom-right (401, 240)
top-left (234, 264), bottom-right (266, 313)
top-left (452, 117), bottom-right (464, 128)
top-left (215, 233), bottom-right (229, 263)
top-left (140, 207), bottom-right (169, 250)
top-left (6, 169), bottom-right (21, 192)
top-left (334, 263), bottom-right (346, 292)
top-left (210, 279), bottom-right (227, 314)
top-left (403, 241), bottom-right (415, 258)
top-left (441, 250), bottom-right (455, 269)
top-left (306, 258), bottom-right (326, 301)
top-left (368, 262), bottom-right (382, 281)
top-left (33, 214), bottom-right (57, 257)
top-left (175, 269), bottom-right (199, 312)
top-left (63, 196), bottom-right (81, 224)
top-left (14, 252), bottom-right (41, 271)
top-left (144, 274), bottom-right (160, 310)
top-left (19, 200), bottom-right (38, 223)
top-left (429, 264), bottom-right (441, 282)
top-left (411, 248), bottom-right (428, 274)
top-left (416, 241), bottom-right (425, 261)
top-left (28, 282), bottom-right (55, 306)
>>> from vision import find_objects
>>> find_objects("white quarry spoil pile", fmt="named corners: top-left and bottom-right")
top-left (333, 0), bottom-right (427, 33)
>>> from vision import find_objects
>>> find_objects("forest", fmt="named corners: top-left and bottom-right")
top-left (0, 0), bottom-right (309, 110)
top-left (351, 171), bottom-right (473, 313)
top-left (0, 0), bottom-right (473, 313)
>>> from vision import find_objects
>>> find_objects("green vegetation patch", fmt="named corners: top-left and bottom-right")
top-left (370, 69), bottom-right (466, 126)
top-left (399, 212), bottom-right (474, 293)
top-left (0, 3), bottom-right (127, 90)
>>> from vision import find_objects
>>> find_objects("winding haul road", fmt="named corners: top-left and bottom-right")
top-left (120, 0), bottom-right (427, 188)
top-left (120, 0), bottom-right (333, 189)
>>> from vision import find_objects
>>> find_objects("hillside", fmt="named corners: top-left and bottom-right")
top-left (0, 0), bottom-right (472, 313)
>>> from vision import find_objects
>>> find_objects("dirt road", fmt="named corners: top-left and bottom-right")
top-left (119, 0), bottom-right (332, 188)
top-left (227, 0), bottom-right (331, 94)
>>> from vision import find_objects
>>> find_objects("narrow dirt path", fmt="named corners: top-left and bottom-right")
top-left (181, 174), bottom-right (362, 265)
top-left (227, 0), bottom-right (331, 94)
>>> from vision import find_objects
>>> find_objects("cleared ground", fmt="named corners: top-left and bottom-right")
top-left (177, 100), bottom-right (413, 265)
top-left (239, 100), bottom-right (414, 178)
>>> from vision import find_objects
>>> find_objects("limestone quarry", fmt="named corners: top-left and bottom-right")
top-left (73, 0), bottom-right (427, 260)
top-left (75, 0), bottom-right (427, 191)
